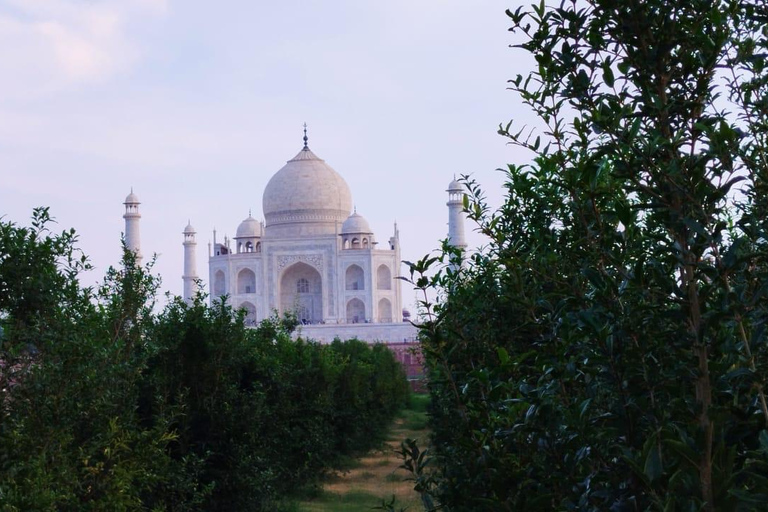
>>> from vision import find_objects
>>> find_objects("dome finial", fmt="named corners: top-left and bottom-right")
top-left (303, 122), bottom-right (309, 150)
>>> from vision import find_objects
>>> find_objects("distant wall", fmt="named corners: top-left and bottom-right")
top-left (294, 322), bottom-right (418, 344)
top-left (385, 341), bottom-right (426, 391)
top-left (294, 322), bottom-right (425, 391)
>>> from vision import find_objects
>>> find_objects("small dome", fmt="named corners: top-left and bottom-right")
top-left (124, 190), bottom-right (140, 204)
top-left (342, 211), bottom-right (372, 234)
top-left (183, 222), bottom-right (196, 234)
top-left (236, 215), bottom-right (262, 238)
top-left (447, 178), bottom-right (462, 192)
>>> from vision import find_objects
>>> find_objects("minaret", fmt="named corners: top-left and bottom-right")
top-left (393, 221), bottom-right (403, 322)
top-left (182, 221), bottom-right (199, 303)
top-left (446, 177), bottom-right (467, 267)
top-left (123, 189), bottom-right (142, 265)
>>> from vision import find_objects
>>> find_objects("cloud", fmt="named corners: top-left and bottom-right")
top-left (0, 0), bottom-right (166, 98)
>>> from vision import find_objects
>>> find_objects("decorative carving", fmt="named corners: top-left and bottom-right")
top-left (277, 254), bottom-right (324, 272)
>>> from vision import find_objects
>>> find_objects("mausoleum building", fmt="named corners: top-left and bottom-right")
top-left (206, 134), bottom-right (405, 333)
top-left (123, 130), bottom-right (466, 344)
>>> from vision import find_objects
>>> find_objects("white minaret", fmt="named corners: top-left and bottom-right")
top-left (447, 177), bottom-right (467, 247)
top-left (182, 221), bottom-right (199, 303)
top-left (123, 189), bottom-right (142, 265)
top-left (447, 177), bottom-right (467, 268)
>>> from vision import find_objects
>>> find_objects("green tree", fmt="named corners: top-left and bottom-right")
top-left (0, 210), bottom-right (174, 511)
top-left (0, 207), bottom-right (90, 352)
top-left (408, 1), bottom-right (768, 510)
top-left (0, 209), bottom-right (412, 511)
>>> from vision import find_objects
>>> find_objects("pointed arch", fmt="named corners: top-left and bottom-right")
top-left (345, 264), bottom-right (365, 291)
top-left (378, 298), bottom-right (392, 322)
top-left (237, 268), bottom-right (256, 294)
top-left (377, 264), bottom-right (392, 290)
top-left (240, 301), bottom-right (257, 326)
top-left (346, 298), bottom-right (366, 323)
top-left (213, 270), bottom-right (226, 296)
top-left (280, 262), bottom-right (322, 323)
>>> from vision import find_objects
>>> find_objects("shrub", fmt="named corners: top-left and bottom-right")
top-left (407, 1), bottom-right (768, 510)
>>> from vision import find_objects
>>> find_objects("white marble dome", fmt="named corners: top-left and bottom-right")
top-left (447, 177), bottom-right (462, 192)
top-left (262, 146), bottom-right (353, 237)
top-left (342, 211), bottom-right (372, 234)
top-left (183, 222), bottom-right (196, 234)
top-left (236, 215), bottom-right (262, 238)
top-left (124, 190), bottom-right (140, 204)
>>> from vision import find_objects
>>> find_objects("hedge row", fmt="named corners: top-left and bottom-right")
top-left (0, 209), bottom-right (410, 511)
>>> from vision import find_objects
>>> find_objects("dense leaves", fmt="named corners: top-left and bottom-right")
top-left (0, 210), bottom-right (409, 511)
top-left (408, 1), bottom-right (768, 510)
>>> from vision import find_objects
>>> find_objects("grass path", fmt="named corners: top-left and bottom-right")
top-left (291, 394), bottom-right (430, 512)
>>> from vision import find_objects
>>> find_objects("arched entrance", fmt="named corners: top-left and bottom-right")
top-left (237, 268), bottom-right (256, 294)
top-left (377, 264), bottom-right (392, 290)
top-left (213, 270), bottom-right (226, 297)
top-left (345, 264), bottom-right (365, 290)
top-left (346, 298), bottom-right (365, 323)
top-left (280, 262), bottom-right (323, 323)
top-left (240, 301), bottom-right (257, 326)
top-left (378, 298), bottom-right (392, 322)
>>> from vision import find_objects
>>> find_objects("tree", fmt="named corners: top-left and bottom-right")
top-left (0, 207), bottom-right (90, 352)
top-left (408, 1), bottom-right (768, 510)
top-left (0, 210), bottom-right (174, 511)
top-left (1, 209), bottom-right (412, 510)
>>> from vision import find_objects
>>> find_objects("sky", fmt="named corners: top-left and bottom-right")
top-left (0, 0), bottom-right (536, 312)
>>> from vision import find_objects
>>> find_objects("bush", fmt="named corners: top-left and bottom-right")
top-left (407, 1), bottom-right (768, 510)
top-left (0, 209), bottom-right (410, 511)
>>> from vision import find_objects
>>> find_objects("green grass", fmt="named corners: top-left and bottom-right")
top-left (400, 415), bottom-right (428, 431)
top-left (332, 454), bottom-right (365, 472)
top-left (289, 393), bottom-right (432, 512)
top-left (293, 490), bottom-right (386, 512)
top-left (384, 472), bottom-right (403, 483)
top-left (408, 393), bottom-right (430, 413)
top-left (392, 395), bottom-right (429, 433)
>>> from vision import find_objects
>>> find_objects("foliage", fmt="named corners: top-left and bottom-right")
top-left (0, 209), bottom-right (171, 511)
top-left (406, 1), bottom-right (768, 510)
top-left (0, 209), bottom-right (410, 511)
top-left (327, 338), bottom-right (411, 454)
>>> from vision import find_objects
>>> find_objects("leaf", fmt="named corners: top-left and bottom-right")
top-left (644, 440), bottom-right (663, 482)
top-left (663, 439), bottom-right (698, 468)
top-left (579, 398), bottom-right (592, 418)
top-left (497, 347), bottom-right (510, 365)
top-left (616, 199), bottom-right (632, 226)
top-left (602, 61), bottom-right (615, 87)
top-left (759, 430), bottom-right (768, 452)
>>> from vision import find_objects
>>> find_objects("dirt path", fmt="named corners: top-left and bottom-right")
top-left (293, 395), bottom-right (430, 512)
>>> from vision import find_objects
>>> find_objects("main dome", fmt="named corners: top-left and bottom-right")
top-left (262, 146), bottom-right (353, 237)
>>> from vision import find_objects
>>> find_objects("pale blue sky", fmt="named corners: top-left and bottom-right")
top-left (0, 0), bottom-right (535, 311)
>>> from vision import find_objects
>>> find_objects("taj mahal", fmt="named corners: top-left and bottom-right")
top-left (122, 128), bottom-right (467, 343)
